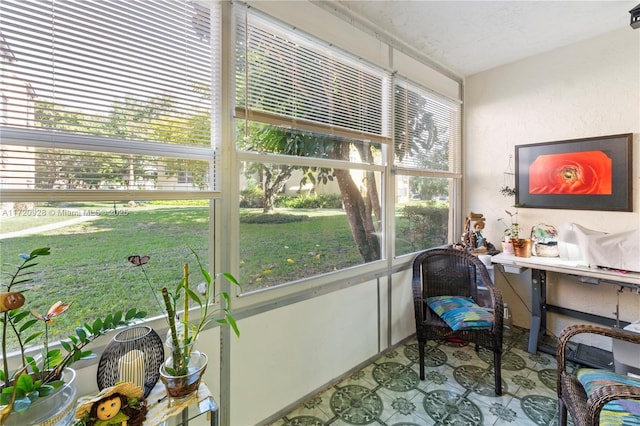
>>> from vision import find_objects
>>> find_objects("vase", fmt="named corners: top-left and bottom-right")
top-left (4, 368), bottom-right (77, 426)
top-left (512, 239), bottom-right (533, 258)
top-left (159, 350), bottom-right (207, 401)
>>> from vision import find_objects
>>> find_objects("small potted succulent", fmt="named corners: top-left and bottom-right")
top-left (0, 248), bottom-right (146, 425)
top-left (129, 249), bottom-right (240, 400)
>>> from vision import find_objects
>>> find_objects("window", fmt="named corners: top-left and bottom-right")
top-left (234, 7), bottom-right (390, 293)
top-left (0, 0), bottom-right (220, 350)
top-left (393, 79), bottom-right (461, 256)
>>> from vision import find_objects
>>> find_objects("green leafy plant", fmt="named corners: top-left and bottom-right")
top-left (498, 209), bottom-right (522, 240)
top-left (130, 248), bottom-right (240, 377)
top-left (0, 248), bottom-right (146, 416)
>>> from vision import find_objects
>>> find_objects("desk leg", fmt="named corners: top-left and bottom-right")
top-left (528, 269), bottom-right (546, 353)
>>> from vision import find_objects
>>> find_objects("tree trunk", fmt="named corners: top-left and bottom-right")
top-left (334, 169), bottom-right (381, 262)
top-left (262, 165), bottom-right (292, 214)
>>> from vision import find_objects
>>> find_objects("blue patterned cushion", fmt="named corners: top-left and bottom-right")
top-left (577, 368), bottom-right (640, 425)
top-left (426, 296), bottom-right (494, 331)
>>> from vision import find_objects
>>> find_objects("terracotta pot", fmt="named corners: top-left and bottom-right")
top-left (511, 239), bottom-right (533, 258)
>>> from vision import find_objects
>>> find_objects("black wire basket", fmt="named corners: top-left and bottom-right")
top-left (96, 325), bottom-right (164, 397)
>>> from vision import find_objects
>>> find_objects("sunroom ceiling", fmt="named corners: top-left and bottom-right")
top-left (332, 1), bottom-right (637, 78)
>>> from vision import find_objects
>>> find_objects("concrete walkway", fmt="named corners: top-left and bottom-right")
top-left (0, 214), bottom-right (95, 240)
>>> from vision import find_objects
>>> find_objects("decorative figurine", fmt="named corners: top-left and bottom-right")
top-left (457, 212), bottom-right (499, 255)
top-left (74, 382), bottom-right (147, 426)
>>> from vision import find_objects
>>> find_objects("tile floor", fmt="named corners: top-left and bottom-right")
top-left (269, 326), bottom-right (572, 426)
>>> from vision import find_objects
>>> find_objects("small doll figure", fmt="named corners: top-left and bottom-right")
top-left (74, 382), bottom-right (147, 426)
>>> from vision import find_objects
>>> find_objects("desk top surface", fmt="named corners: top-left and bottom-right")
top-left (491, 252), bottom-right (640, 287)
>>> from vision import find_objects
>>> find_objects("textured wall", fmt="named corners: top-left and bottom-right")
top-left (464, 27), bottom-right (640, 343)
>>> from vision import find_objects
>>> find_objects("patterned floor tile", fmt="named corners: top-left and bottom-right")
top-left (269, 326), bottom-right (567, 426)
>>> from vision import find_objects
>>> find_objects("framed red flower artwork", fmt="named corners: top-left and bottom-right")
top-left (515, 134), bottom-right (633, 211)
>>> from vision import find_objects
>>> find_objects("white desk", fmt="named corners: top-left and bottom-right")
top-left (491, 253), bottom-right (640, 363)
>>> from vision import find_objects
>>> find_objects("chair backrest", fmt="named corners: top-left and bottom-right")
top-left (412, 247), bottom-right (491, 302)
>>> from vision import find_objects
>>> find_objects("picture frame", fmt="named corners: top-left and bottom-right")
top-left (515, 133), bottom-right (633, 211)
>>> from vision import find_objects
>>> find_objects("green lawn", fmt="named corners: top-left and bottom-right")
top-left (0, 204), bottom-right (362, 350)
top-left (1, 201), bottom-right (446, 352)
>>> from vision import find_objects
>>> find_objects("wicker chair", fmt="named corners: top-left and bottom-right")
top-left (412, 247), bottom-right (504, 395)
top-left (557, 324), bottom-right (640, 426)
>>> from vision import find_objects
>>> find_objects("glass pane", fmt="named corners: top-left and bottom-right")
top-left (0, 200), bottom-right (210, 352)
top-left (236, 10), bottom-right (390, 138)
top-left (239, 162), bottom-right (383, 293)
top-left (1, 0), bottom-right (213, 146)
top-left (395, 176), bottom-right (451, 256)
top-left (0, 146), bottom-right (211, 191)
top-left (393, 82), bottom-right (460, 173)
top-left (237, 121), bottom-right (384, 165)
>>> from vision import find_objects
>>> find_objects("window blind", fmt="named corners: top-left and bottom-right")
top-left (394, 79), bottom-right (461, 175)
top-left (235, 8), bottom-right (392, 144)
top-left (0, 0), bottom-right (218, 194)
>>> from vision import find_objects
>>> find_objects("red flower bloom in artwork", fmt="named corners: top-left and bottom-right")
top-left (528, 150), bottom-right (612, 195)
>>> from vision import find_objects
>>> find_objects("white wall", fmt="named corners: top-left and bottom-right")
top-left (230, 280), bottom-right (379, 425)
top-left (464, 27), bottom-right (640, 345)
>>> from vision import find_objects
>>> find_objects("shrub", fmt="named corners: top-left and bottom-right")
top-left (239, 213), bottom-right (308, 224)
top-left (240, 186), bottom-right (264, 208)
top-left (399, 204), bottom-right (448, 251)
top-left (276, 194), bottom-right (343, 209)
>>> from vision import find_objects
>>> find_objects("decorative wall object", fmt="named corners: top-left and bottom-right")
top-left (515, 133), bottom-right (633, 211)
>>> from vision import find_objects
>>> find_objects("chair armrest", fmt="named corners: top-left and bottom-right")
top-left (556, 324), bottom-right (640, 398)
top-left (585, 383), bottom-right (640, 425)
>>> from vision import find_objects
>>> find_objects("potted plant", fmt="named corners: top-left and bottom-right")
top-left (498, 210), bottom-right (532, 257)
top-left (129, 249), bottom-right (240, 400)
top-left (0, 248), bottom-right (146, 425)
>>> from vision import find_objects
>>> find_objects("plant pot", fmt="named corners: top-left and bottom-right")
top-left (4, 368), bottom-right (77, 426)
top-left (159, 350), bottom-right (207, 401)
top-left (512, 239), bottom-right (533, 258)
top-left (501, 240), bottom-right (514, 255)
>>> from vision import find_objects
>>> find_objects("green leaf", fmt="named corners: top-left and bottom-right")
top-left (30, 247), bottom-right (51, 257)
top-left (113, 310), bottom-right (123, 325)
top-left (185, 287), bottom-right (203, 307)
top-left (15, 373), bottom-right (34, 392)
top-left (0, 389), bottom-right (13, 405)
top-left (226, 313), bottom-right (241, 338)
top-left (103, 314), bottom-right (113, 329)
top-left (36, 384), bottom-right (55, 397)
top-left (222, 272), bottom-right (240, 287)
top-left (26, 356), bottom-right (39, 373)
top-left (12, 310), bottom-right (32, 323)
top-left (23, 331), bottom-right (44, 345)
top-left (60, 340), bottom-right (72, 352)
top-left (19, 318), bottom-right (39, 332)
top-left (46, 349), bottom-right (63, 367)
top-left (75, 327), bottom-right (87, 341)
top-left (92, 318), bottom-right (103, 334)
top-left (79, 351), bottom-right (96, 361)
top-left (125, 308), bottom-right (137, 320)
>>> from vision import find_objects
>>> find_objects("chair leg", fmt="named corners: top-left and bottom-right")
top-left (418, 340), bottom-right (425, 380)
top-left (558, 399), bottom-right (567, 426)
top-left (494, 349), bottom-right (502, 395)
